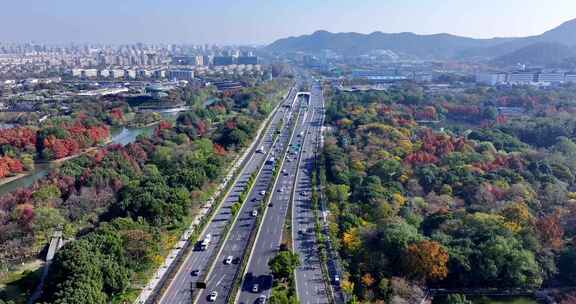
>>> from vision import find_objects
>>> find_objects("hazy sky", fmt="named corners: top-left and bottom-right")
top-left (1, 0), bottom-right (575, 45)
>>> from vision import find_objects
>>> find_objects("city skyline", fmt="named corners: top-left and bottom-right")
top-left (1, 0), bottom-right (575, 45)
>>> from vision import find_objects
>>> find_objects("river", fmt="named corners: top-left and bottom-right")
top-left (0, 104), bottom-right (191, 196)
top-left (0, 125), bottom-right (155, 196)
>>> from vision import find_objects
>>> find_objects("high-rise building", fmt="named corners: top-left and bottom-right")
top-left (213, 56), bottom-right (235, 66)
top-left (237, 56), bottom-right (259, 65)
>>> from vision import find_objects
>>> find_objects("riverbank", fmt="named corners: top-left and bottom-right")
top-left (0, 173), bottom-right (29, 187)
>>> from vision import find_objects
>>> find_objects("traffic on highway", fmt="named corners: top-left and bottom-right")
top-left (158, 86), bottom-right (299, 304)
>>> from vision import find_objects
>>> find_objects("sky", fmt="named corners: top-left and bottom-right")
top-left (1, 0), bottom-right (575, 45)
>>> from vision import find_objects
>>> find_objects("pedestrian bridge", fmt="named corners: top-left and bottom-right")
top-left (46, 229), bottom-right (64, 261)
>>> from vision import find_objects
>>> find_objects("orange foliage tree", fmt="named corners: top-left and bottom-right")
top-left (403, 240), bottom-right (449, 282)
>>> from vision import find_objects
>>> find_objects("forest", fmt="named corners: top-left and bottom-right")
top-left (0, 78), bottom-right (289, 303)
top-left (321, 85), bottom-right (576, 304)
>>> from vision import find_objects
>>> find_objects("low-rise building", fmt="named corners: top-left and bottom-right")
top-left (476, 73), bottom-right (508, 85)
top-left (507, 72), bottom-right (536, 84)
top-left (537, 73), bottom-right (564, 83)
top-left (168, 69), bottom-right (194, 81)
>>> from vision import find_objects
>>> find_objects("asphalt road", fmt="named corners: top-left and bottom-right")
top-left (194, 92), bottom-right (307, 304)
top-left (291, 84), bottom-right (332, 304)
top-left (235, 92), bottom-right (320, 304)
top-left (158, 87), bottom-right (299, 304)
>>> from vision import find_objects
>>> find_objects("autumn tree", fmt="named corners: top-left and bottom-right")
top-left (402, 240), bottom-right (449, 282)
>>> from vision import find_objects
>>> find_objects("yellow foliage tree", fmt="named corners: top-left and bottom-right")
top-left (342, 228), bottom-right (362, 252)
top-left (403, 240), bottom-right (449, 282)
top-left (501, 202), bottom-right (532, 233)
top-left (361, 273), bottom-right (376, 287)
top-left (392, 193), bottom-right (407, 207)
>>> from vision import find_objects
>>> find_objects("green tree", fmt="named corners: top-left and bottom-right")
top-left (269, 251), bottom-right (300, 281)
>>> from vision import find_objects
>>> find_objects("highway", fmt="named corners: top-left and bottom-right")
top-left (235, 92), bottom-right (319, 304)
top-left (291, 84), bottom-right (333, 304)
top-left (193, 91), bottom-right (306, 304)
top-left (158, 86), bottom-right (299, 304)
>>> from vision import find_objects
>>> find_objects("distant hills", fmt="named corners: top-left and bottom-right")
top-left (266, 18), bottom-right (576, 65)
top-left (492, 42), bottom-right (576, 66)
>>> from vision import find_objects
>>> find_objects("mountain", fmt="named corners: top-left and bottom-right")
top-left (492, 42), bottom-right (576, 66)
top-left (266, 18), bottom-right (576, 61)
top-left (539, 18), bottom-right (576, 45)
top-left (266, 30), bottom-right (515, 59)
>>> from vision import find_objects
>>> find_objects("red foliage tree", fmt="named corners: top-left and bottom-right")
top-left (537, 213), bottom-right (564, 250)
top-left (213, 143), bottom-right (227, 156)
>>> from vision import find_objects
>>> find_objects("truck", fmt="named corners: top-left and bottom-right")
top-left (199, 234), bottom-right (212, 250)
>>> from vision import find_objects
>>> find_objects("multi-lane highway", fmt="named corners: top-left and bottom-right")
top-left (235, 92), bottom-right (318, 304)
top-left (159, 79), bottom-right (341, 304)
top-left (194, 98), bottom-right (303, 304)
top-left (291, 84), bottom-right (336, 304)
top-left (158, 86), bottom-right (299, 304)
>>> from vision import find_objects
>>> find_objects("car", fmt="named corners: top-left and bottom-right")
top-left (258, 295), bottom-right (267, 304)
top-left (300, 191), bottom-right (306, 196)
top-left (278, 187), bottom-right (284, 193)
top-left (224, 256), bottom-right (233, 264)
top-left (191, 269), bottom-right (200, 276)
top-left (334, 275), bottom-right (340, 284)
top-left (268, 202), bottom-right (273, 207)
top-left (251, 209), bottom-right (258, 217)
top-left (259, 190), bottom-right (266, 196)
top-left (281, 169), bottom-right (287, 174)
top-left (208, 291), bottom-right (218, 302)
top-left (252, 283), bottom-right (259, 293)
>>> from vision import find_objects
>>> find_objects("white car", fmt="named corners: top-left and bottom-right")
top-left (278, 187), bottom-right (284, 193)
top-left (260, 190), bottom-right (266, 196)
top-left (252, 283), bottom-right (259, 293)
top-left (208, 291), bottom-right (218, 302)
top-left (224, 256), bottom-right (233, 264)
top-left (258, 295), bottom-right (267, 304)
top-left (251, 209), bottom-right (258, 217)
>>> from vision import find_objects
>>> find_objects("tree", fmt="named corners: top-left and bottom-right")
top-left (268, 288), bottom-right (298, 304)
top-left (559, 247), bottom-right (576, 285)
top-left (32, 207), bottom-right (66, 241)
top-left (403, 240), bottom-right (449, 282)
top-left (268, 251), bottom-right (300, 281)
top-left (443, 294), bottom-right (472, 304)
top-left (536, 213), bottom-right (564, 250)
